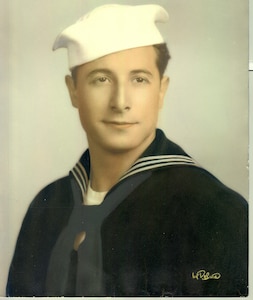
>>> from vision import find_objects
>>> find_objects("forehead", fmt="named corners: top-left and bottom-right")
top-left (75, 46), bottom-right (158, 75)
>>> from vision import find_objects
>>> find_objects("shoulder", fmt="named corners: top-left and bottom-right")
top-left (133, 165), bottom-right (247, 219)
top-left (29, 176), bottom-right (73, 209)
top-left (23, 176), bottom-right (74, 229)
top-left (17, 175), bottom-right (74, 251)
top-left (155, 165), bottom-right (246, 198)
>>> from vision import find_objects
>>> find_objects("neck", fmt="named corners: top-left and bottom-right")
top-left (88, 136), bottom-right (155, 192)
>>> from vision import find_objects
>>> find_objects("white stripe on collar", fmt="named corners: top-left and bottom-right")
top-left (119, 155), bottom-right (199, 182)
top-left (71, 154), bottom-right (199, 198)
top-left (71, 161), bottom-right (89, 197)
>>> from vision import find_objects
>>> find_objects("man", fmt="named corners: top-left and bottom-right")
top-left (6, 4), bottom-right (248, 297)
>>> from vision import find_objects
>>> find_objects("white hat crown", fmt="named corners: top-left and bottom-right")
top-left (53, 4), bottom-right (169, 69)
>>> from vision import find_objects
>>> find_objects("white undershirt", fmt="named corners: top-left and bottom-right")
top-left (84, 182), bottom-right (107, 206)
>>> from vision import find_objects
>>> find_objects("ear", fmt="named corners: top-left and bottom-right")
top-left (65, 75), bottom-right (79, 108)
top-left (158, 76), bottom-right (169, 109)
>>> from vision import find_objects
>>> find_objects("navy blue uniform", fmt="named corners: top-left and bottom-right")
top-left (6, 129), bottom-right (248, 296)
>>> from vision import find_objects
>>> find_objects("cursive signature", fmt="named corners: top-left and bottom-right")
top-left (192, 269), bottom-right (221, 281)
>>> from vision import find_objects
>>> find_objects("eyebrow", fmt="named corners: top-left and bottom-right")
top-left (87, 68), bottom-right (114, 78)
top-left (130, 69), bottom-right (153, 78)
top-left (86, 68), bottom-right (154, 78)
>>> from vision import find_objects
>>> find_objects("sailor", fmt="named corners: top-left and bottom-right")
top-left (6, 4), bottom-right (248, 296)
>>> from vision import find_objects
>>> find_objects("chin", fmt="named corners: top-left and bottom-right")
top-left (104, 142), bottom-right (138, 154)
top-left (103, 133), bottom-right (154, 155)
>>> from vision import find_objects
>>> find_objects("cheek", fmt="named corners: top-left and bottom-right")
top-left (76, 93), bottom-right (108, 130)
top-left (139, 89), bottom-right (161, 112)
top-left (76, 91), bottom-right (98, 113)
top-left (143, 97), bottom-right (162, 125)
top-left (77, 88), bottom-right (112, 110)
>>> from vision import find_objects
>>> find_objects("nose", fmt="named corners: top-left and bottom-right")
top-left (110, 83), bottom-right (131, 112)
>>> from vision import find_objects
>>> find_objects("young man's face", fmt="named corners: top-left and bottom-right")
top-left (66, 46), bottom-right (169, 155)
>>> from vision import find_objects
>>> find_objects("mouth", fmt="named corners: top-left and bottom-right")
top-left (103, 120), bottom-right (138, 129)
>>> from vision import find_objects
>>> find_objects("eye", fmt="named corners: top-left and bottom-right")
top-left (133, 77), bottom-right (150, 84)
top-left (91, 76), bottom-right (111, 85)
top-left (97, 77), bottom-right (108, 82)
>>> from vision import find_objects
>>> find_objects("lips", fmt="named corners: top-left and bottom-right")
top-left (103, 120), bottom-right (138, 128)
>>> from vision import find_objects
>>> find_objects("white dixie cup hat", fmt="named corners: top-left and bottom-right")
top-left (53, 4), bottom-right (169, 70)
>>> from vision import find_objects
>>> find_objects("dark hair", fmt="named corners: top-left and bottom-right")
top-left (153, 43), bottom-right (171, 78)
top-left (71, 43), bottom-right (171, 83)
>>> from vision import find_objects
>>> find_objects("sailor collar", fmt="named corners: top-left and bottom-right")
top-left (70, 129), bottom-right (199, 199)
